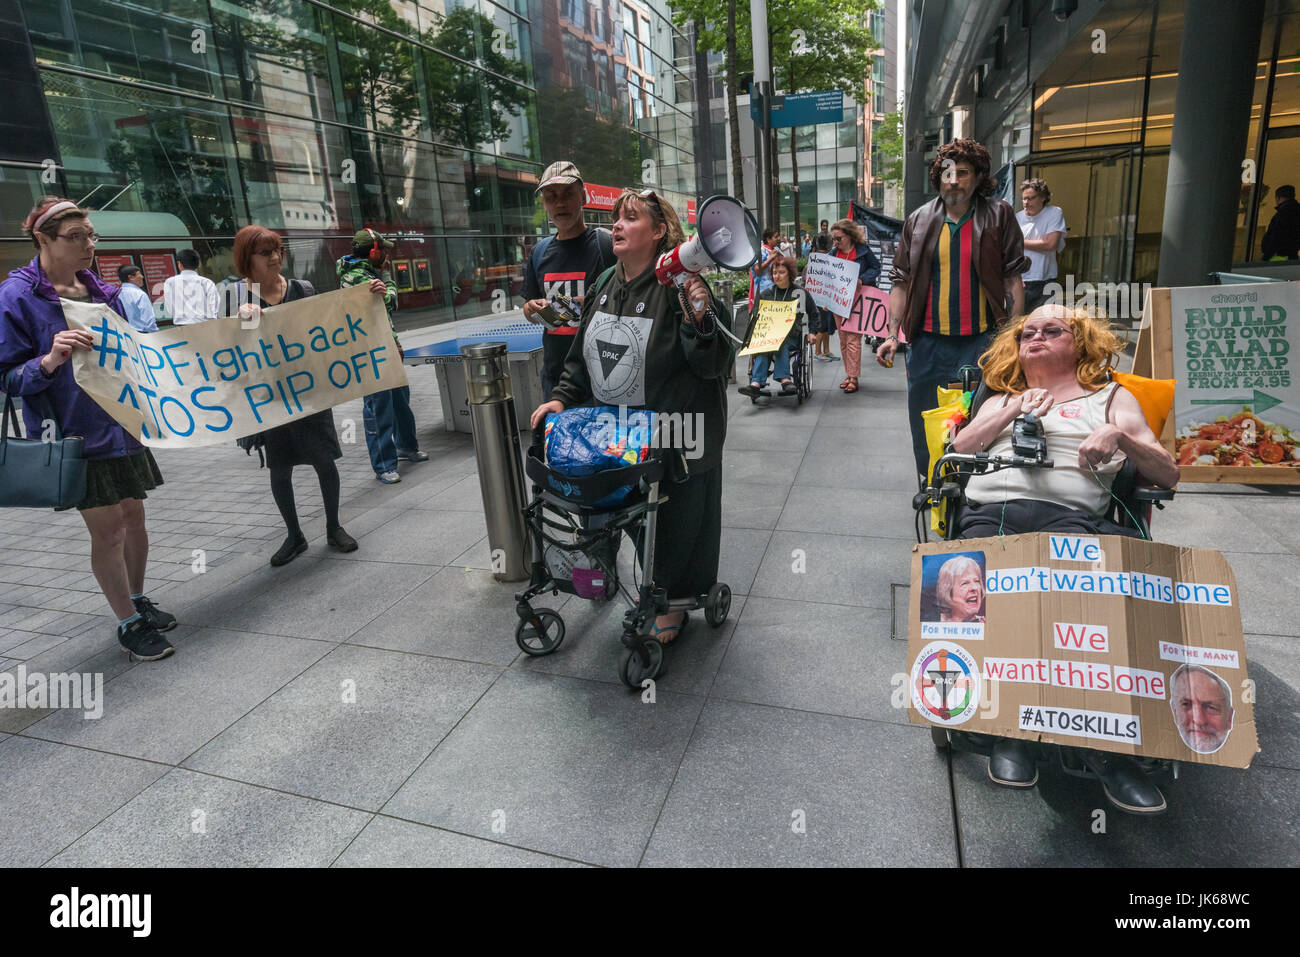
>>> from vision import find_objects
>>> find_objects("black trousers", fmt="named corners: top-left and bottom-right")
top-left (633, 463), bottom-right (723, 600)
top-left (957, 500), bottom-right (1140, 540)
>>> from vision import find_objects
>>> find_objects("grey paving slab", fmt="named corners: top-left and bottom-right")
top-left (350, 566), bottom-right (526, 666)
top-left (722, 481), bottom-right (790, 530)
top-left (1148, 496), bottom-right (1294, 554)
top-left (749, 530), bottom-right (904, 609)
top-left (47, 768), bottom-right (372, 868)
top-left (794, 449), bottom-right (920, 490)
top-left (642, 698), bottom-right (957, 867)
top-left (24, 628), bottom-right (333, 764)
top-left (1243, 633), bottom-right (1300, 772)
top-left (383, 670), bottom-right (703, 867)
top-left (0, 737), bottom-right (168, 867)
top-left (0, 633), bottom-right (68, 660)
top-left (185, 644), bottom-right (498, 810)
top-left (713, 597), bottom-right (905, 723)
top-left (717, 526), bottom-right (774, 596)
top-left (420, 474), bottom-right (490, 512)
top-left (723, 422), bottom-right (815, 453)
top-left (777, 486), bottom-right (921, 540)
top-left (191, 559), bottom-right (434, 641)
top-left (515, 594), bottom-right (746, 696)
top-left (722, 449), bottom-right (803, 487)
top-left (333, 815), bottom-right (588, 867)
top-left (951, 748), bottom-right (1300, 867)
top-left (320, 509), bottom-right (489, 568)
top-left (1217, 549), bottom-right (1300, 637)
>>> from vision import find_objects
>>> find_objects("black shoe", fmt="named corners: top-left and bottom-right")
top-left (271, 533), bottom-right (308, 566)
top-left (118, 617), bottom-right (174, 662)
top-left (132, 595), bottom-right (177, 632)
top-left (327, 526), bottom-right (358, 552)
top-left (1085, 751), bottom-right (1167, 815)
top-left (780, 380), bottom-right (797, 395)
top-left (738, 384), bottom-right (762, 397)
top-left (988, 738), bottom-right (1038, 787)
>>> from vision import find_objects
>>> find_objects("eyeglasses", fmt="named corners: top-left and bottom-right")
top-left (57, 231), bottom-right (99, 245)
top-left (1016, 325), bottom-right (1072, 342)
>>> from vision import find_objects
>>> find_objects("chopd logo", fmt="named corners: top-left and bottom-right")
top-left (50, 887), bottom-right (151, 937)
top-left (0, 667), bottom-right (103, 719)
top-left (547, 474), bottom-right (576, 497)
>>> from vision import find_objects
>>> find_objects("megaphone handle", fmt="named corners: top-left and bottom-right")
top-left (674, 272), bottom-right (708, 314)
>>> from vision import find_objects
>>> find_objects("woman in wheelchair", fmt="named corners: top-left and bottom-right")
top-left (951, 305), bottom-right (1179, 538)
top-left (739, 255), bottom-right (815, 398)
top-left (948, 305), bottom-right (1180, 814)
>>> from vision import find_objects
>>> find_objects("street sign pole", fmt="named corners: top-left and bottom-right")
top-left (751, 0), bottom-right (770, 232)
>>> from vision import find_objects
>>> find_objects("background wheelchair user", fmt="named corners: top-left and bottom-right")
top-left (738, 255), bottom-right (815, 398)
top-left (946, 304), bottom-right (1180, 814)
top-left (950, 304), bottom-right (1179, 539)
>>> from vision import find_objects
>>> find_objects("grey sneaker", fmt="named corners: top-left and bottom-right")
top-left (397, 449), bottom-right (429, 462)
top-left (378, 471), bottom-right (401, 484)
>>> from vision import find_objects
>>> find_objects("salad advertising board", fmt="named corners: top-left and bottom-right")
top-left (1135, 283), bottom-right (1300, 485)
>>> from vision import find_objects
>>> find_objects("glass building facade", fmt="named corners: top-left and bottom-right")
top-left (2, 0), bottom-right (697, 334)
top-left (906, 0), bottom-right (1300, 294)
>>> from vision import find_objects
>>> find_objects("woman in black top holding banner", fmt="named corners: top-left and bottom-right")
top-left (233, 225), bottom-right (359, 565)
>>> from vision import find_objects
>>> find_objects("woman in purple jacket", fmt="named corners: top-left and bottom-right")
top-left (0, 197), bottom-right (176, 662)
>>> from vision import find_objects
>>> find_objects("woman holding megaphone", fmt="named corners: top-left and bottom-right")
top-left (530, 188), bottom-right (732, 645)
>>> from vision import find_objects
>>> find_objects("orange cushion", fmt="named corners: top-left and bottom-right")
top-left (1113, 372), bottom-right (1175, 437)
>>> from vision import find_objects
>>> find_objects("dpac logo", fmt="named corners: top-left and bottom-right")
top-left (910, 641), bottom-right (981, 725)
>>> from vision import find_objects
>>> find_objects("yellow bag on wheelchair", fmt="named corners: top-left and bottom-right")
top-left (922, 386), bottom-right (972, 535)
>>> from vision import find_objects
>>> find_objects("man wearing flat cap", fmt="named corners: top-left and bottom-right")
top-left (522, 160), bottom-right (615, 398)
top-left (337, 227), bottom-right (428, 484)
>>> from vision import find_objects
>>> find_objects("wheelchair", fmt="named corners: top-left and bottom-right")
top-left (737, 305), bottom-right (813, 405)
top-left (912, 367), bottom-right (1181, 791)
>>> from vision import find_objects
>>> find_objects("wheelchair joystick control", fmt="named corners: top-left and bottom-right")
top-left (1012, 412), bottom-right (1050, 466)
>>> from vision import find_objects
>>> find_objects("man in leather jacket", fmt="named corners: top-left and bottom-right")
top-left (877, 138), bottom-right (1029, 481)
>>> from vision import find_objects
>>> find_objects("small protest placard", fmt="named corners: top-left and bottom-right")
top-left (836, 285), bottom-right (901, 339)
top-left (906, 533), bottom-right (1257, 768)
top-left (803, 253), bottom-right (858, 317)
top-left (738, 299), bottom-right (797, 357)
top-left (63, 285), bottom-right (408, 448)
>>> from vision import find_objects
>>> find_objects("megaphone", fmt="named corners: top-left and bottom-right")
top-left (654, 195), bottom-right (761, 313)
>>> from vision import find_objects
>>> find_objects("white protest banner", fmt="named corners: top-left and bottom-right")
top-left (738, 299), bottom-right (797, 356)
top-left (63, 285), bottom-right (407, 448)
top-left (802, 252), bottom-right (858, 316)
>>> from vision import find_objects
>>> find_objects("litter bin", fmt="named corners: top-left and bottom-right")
top-left (435, 347), bottom-right (544, 433)
top-left (462, 342), bottom-right (530, 581)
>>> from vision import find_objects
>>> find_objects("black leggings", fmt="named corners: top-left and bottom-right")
top-left (269, 462), bottom-right (341, 536)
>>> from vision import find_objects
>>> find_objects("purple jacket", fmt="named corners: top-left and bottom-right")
top-left (0, 256), bottom-right (142, 460)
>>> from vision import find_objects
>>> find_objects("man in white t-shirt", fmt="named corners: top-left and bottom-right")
top-left (1016, 178), bottom-right (1066, 313)
top-left (162, 248), bottom-right (219, 324)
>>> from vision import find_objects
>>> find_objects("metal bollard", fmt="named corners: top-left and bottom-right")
top-left (461, 342), bottom-right (530, 581)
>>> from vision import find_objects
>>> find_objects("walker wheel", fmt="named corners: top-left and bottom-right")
top-left (704, 582), bottom-right (731, 627)
top-left (619, 639), bottom-right (663, 688)
top-left (931, 726), bottom-right (950, 751)
top-left (516, 608), bottom-right (564, 656)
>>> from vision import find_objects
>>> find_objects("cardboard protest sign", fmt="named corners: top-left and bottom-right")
top-left (1135, 283), bottom-right (1300, 484)
top-left (803, 253), bottom-right (858, 316)
top-left (738, 299), bottom-right (797, 356)
top-left (63, 285), bottom-right (407, 448)
top-left (906, 533), bottom-right (1257, 768)
top-left (835, 285), bottom-right (906, 342)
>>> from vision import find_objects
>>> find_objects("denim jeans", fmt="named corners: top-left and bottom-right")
top-left (751, 349), bottom-right (791, 385)
top-left (363, 385), bottom-right (419, 475)
top-left (905, 330), bottom-right (994, 479)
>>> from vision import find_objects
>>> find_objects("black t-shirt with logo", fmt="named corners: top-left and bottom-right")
top-left (523, 226), bottom-right (614, 393)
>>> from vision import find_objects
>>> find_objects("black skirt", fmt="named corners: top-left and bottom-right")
top-left (261, 409), bottom-right (342, 469)
top-left (63, 449), bottom-right (165, 511)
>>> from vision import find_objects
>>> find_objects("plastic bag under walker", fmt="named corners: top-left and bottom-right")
top-left (544, 406), bottom-right (657, 509)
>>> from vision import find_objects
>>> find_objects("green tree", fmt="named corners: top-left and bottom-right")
top-left (875, 107), bottom-right (904, 213)
top-left (424, 8), bottom-right (531, 151)
top-left (533, 85), bottom-right (643, 187)
top-left (770, 0), bottom-right (877, 244)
